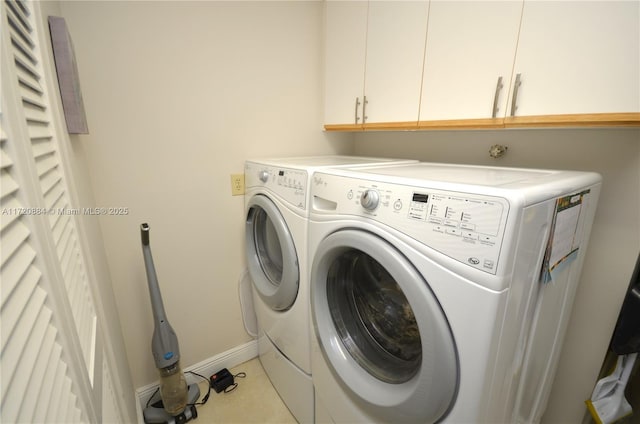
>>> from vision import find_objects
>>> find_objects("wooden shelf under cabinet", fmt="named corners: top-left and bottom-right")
top-left (503, 113), bottom-right (640, 128)
top-left (323, 113), bottom-right (640, 132)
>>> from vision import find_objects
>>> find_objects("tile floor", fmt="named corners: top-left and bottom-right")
top-left (192, 358), bottom-right (297, 423)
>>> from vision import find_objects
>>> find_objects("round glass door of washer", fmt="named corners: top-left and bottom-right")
top-left (246, 194), bottom-right (299, 311)
top-left (311, 229), bottom-right (458, 423)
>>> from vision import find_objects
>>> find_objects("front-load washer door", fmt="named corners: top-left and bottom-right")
top-left (311, 229), bottom-right (458, 423)
top-left (246, 194), bottom-right (299, 311)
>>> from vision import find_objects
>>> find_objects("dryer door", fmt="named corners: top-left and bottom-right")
top-left (246, 194), bottom-right (299, 311)
top-left (311, 229), bottom-right (458, 423)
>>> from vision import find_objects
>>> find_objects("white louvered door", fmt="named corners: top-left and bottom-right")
top-left (9, 0), bottom-right (98, 377)
top-left (1, 0), bottom-right (118, 422)
top-left (0, 121), bottom-right (86, 423)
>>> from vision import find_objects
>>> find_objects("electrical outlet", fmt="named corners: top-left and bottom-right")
top-left (230, 174), bottom-right (245, 196)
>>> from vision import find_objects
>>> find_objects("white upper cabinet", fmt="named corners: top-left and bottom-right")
top-left (324, 1), bottom-right (368, 127)
top-left (324, 0), bottom-right (639, 130)
top-left (507, 1), bottom-right (640, 117)
top-left (419, 1), bottom-right (523, 121)
top-left (324, 0), bottom-right (429, 127)
top-left (364, 0), bottom-right (429, 124)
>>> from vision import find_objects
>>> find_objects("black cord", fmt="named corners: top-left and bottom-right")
top-left (222, 371), bottom-right (247, 393)
top-left (145, 387), bottom-right (160, 409)
top-left (187, 371), bottom-right (212, 406)
top-left (147, 369), bottom-right (246, 407)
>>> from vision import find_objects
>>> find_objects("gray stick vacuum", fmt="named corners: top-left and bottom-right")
top-left (141, 223), bottom-right (200, 424)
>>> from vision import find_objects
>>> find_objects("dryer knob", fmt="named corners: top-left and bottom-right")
top-left (258, 170), bottom-right (269, 182)
top-left (361, 189), bottom-right (380, 211)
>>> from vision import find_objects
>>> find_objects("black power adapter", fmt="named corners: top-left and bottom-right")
top-left (210, 368), bottom-right (235, 393)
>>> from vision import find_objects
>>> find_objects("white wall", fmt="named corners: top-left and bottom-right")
top-left (354, 128), bottom-right (640, 423)
top-left (57, 0), bottom-right (352, 388)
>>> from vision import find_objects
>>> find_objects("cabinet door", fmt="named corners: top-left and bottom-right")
top-left (508, 1), bottom-right (640, 117)
top-left (324, 1), bottom-right (368, 127)
top-left (364, 0), bottom-right (429, 125)
top-left (419, 0), bottom-right (523, 122)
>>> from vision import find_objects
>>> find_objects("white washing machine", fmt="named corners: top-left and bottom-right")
top-left (308, 163), bottom-right (602, 423)
top-left (244, 156), bottom-right (417, 423)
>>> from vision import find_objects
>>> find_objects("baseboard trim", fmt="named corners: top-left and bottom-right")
top-left (135, 340), bottom-right (258, 421)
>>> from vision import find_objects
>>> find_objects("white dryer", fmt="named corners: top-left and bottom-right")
top-left (308, 163), bottom-right (601, 423)
top-left (244, 156), bottom-right (416, 423)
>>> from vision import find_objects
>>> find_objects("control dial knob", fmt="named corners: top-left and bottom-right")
top-left (360, 189), bottom-right (380, 211)
top-left (258, 170), bottom-right (269, 182)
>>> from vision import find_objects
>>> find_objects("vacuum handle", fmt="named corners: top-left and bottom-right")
top-left (141, 222), bottom-right (150, 246)
top-left (140, 223), bottom-right (167, 324)
top-left (140, 222), bottom-right (181, 368)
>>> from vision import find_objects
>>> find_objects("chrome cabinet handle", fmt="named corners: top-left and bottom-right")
top-left (492, 76), bottom-right (504, 118)
top-left (362, 95), bottom-right (368, 123)
top-left (510, 73), bottom-right (522, 116)
top-left (355, 97), bottom-right (361, 124)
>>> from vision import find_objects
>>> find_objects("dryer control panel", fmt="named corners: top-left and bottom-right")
top-left (245, 162), bottom-right (308, 211)
top-left (312, 172), bottom-right (511, 274)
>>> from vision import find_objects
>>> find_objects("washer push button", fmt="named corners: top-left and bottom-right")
top-left (445, 228), bottom-right (461, 236)
top-left (479, 235), bottom-right (496, 246)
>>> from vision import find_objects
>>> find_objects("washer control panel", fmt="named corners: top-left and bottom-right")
top-left (245, 162), bottom-right (308, 210)
top-left (312, 172), bottom-right (510, 274)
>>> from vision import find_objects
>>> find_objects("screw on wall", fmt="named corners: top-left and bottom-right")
top-left (489, 144), bottom-right (508, 159)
